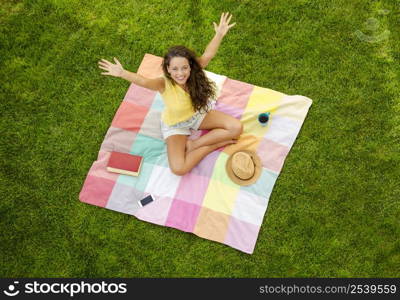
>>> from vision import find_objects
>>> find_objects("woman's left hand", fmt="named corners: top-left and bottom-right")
top-left (213, 12), bottom-right (236, 37)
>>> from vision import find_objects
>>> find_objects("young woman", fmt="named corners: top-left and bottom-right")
top-left (98, 12), bottom-right (242, 176)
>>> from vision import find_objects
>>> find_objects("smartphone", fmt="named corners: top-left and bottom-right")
top-left (138, 194), bottom-right (154, 207)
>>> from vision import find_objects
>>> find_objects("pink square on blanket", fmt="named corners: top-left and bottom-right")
top-left (88, 150), bottom-right (119, 181)
top-left (217, 78), bottom-right (254, 110)
top-left (134, 196), bottom-right (174, 226)
top-left (198, 129), bottom-right (210, 137)
top-left (224, 216), bottom-right (261, 254)
top-left (111, 101), bottom-right (149, 132)
top-left (175, 172), bottom-right (210, 206)
top-left (124, 84), bottom-right (157, 108)
top-left (79, 175), bottom-right (115, 208)
top-left (257, 138), bottom-right (290, 173)
top-left (100, 127), bottom-right (137, 154)
top-left (165, 200), bottom-right (201, 232)
top-left (215, 101), bottom-right (245, 120)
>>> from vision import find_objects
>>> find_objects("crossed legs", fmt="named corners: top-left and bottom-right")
top-left (166, 110), bottom-right (243, 176)
top-left (186, 110), bottom-right (243, 152)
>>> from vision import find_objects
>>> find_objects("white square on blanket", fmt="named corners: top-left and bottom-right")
top-left (231, 189), bottom-right (270, 227)
top-left (144, 165), bottom-right (182, 198)
top-left (204, 70), bottom-right (227, 100)
top-left (264, 114), bottom-right (302, 148)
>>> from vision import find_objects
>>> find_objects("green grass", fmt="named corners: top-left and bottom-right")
top-left (1, 0), bottom-right (399, 277)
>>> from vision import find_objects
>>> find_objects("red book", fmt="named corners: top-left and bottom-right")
top-left (106, 151), bottom-right (143, 176)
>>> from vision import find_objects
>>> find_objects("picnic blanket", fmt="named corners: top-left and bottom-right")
top-left (79, 53), bottom-right (312, 254)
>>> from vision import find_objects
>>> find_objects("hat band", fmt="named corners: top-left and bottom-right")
top-left (233, 171), bottom-right (255, 180)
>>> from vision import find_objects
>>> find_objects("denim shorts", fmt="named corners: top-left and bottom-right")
top-left (160, 100), bottom-right (216, 140)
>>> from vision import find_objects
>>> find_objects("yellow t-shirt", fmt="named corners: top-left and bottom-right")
top-left (160, 74), bottom-right (196, 126)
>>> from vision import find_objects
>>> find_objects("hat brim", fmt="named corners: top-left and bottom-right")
top-left (225, 150), bottom-right (263, 186)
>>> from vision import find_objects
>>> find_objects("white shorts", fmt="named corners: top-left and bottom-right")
top-left (160, 100), bottom-right (216, 140)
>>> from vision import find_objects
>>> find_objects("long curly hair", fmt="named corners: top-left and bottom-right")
top-left (161, 45), bottom-right (217, 114)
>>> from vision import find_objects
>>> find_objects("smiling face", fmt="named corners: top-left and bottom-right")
top-left (167, 56), bottom-right (191, 85)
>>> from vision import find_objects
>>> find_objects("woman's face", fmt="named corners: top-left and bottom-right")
top-left (167, 56), bottom-right (191, 85)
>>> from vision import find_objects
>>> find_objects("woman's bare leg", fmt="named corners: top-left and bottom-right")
top-left (167, 135), bottom-right (236, 176)
top-left (186, 128), bottom-right (238, 153)
top-left (186, 110), bottom-right (243, 152)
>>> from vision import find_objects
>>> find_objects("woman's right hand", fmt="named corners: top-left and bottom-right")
top-left (98, 57), bottom-right (124, 77)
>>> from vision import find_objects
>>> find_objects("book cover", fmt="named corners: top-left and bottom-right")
top-left (106, 151), bottom-right (143, 176)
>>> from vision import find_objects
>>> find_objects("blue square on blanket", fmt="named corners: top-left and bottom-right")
top-left (151, 93), bottom-right (165, 111)
top-left (240, 168), bottom-right (279, 198)
top-left (130, 133), bottom-right (166, 164)
top-left (117, 162), bottom-right (155, 192)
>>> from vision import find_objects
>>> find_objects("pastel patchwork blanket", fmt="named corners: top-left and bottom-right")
top-left (79, 53), bottom-right (312, 254)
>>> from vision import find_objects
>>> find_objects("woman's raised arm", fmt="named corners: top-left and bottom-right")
top-left (198, 12), bottom-right (237, 68)
top-left (98, 57), bottom-right (164, 92)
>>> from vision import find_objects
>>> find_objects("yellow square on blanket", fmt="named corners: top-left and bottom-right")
top-left (241, 86), bottom-right (285, 137)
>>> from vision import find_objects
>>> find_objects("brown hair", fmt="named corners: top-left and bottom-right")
top-left (161, 45), bottom-right (217, 113)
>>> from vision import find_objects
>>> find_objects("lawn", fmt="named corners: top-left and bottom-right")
top-left (0, 0), bottom-right (399, 277)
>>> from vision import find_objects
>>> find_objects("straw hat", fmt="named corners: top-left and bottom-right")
top-left (225, 150), bottom-right (262, 186)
